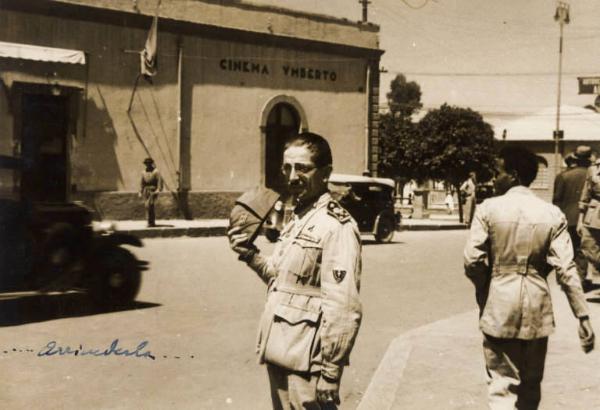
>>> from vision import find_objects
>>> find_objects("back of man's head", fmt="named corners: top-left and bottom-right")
top-left (285, 132), bottom-right (332, 168)
top-left (498, 146), bottom-right (540, 187)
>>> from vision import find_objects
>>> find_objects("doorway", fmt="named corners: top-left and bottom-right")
top-left (264, 102), bottom-right (300, 192)
top-left (20, 93), bottom-right (69, 202)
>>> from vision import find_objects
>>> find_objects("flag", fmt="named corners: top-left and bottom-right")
top-left (140, 6), bottom-right (159, 83)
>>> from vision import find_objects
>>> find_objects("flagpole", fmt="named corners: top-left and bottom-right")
top-left (176, 36), bottom-right (183, 192)
top-left (127, 74), bottom-right (142, 113)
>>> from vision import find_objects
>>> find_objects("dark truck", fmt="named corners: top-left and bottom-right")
top-left (0, 155), bottom-right (145, 306)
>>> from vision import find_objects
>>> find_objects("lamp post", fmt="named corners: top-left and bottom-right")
top-left (554, 2), bottom-right (570, 173)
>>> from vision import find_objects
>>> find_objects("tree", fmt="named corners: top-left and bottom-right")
top-left (378, 74), bottom-right (424, 193)
top-left (386, 74), bottom-right (423, 118)
top-left (417, 103), bottom-right (496, 222)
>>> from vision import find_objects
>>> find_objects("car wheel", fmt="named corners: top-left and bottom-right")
top-left (374, 215), bottom-right (395, 243)
top-left (88, 247), bottom-right (141, 307)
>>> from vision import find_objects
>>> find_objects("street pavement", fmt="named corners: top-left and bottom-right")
top-left (2, 230), bottom-right (599, 409)
top-left (93, 215), bottom-right (466, 239)
top-left (358, 281), bottom-right (600, 410)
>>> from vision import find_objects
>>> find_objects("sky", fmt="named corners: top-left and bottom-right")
top-left (246, 0), bottom-right (600, 130)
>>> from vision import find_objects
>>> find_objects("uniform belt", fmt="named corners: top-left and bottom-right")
top-left (274, 283), bottom-right (321, 298)
top-left (492, 265), bottom-right (539, 277)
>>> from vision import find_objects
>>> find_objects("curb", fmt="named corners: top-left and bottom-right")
top-left (118, 223), bottom-right (467, 239)
top-left (118, 226), bottom-right (228, 239)
top-left (401, 223), bottom-right (467, 231)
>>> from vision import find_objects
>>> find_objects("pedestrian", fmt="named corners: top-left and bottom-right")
top-left (444, 191), bottom-right (454, 215)
top-left (460, 171), bottom-right (477, 227)
top-left (464, 146), bottom-right (594, 410)
top-left (578, 150), bottom-right (600, 288)
top-left (553, 146), bottom-right (592, 289)
top-left (139, 157), bottom-right (163, 227)
top-left (228, 132), bottom-right (362, 409)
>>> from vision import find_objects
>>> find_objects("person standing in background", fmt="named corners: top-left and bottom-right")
top-left (553, 146), bottom-right (592, 289)
top-left (460, 171), bottom-right (477, 227)
top-left (139, 157), bottom-right (163, 227)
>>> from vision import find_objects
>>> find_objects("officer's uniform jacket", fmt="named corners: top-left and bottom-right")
top-left (464, 186), bottom-right (589, 340)
top-left (579, 163), bottom-right (600, 217)
top-left (553, 166), bottom-right (587, 227)
top-left (246, 192), bottom-right (362, 381)
top-left (140, 169), bottom-right (163, 202)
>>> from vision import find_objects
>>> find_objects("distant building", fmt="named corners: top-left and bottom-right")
top-left (0, 0), bottom-right (383, 219)
top-left (488, 105), bottom-right (600, 202)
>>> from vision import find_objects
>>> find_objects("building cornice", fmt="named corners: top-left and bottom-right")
top-left (0, 0), bottom-right (383, 59)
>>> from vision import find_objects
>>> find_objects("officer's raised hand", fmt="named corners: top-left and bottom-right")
top-left (316, 377), bottom-right (340, 406)
top-left (227, 226), bottom-right (257, 261)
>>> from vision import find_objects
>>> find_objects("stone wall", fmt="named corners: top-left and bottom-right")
top-left (72, 191), bottom-right (240, 220)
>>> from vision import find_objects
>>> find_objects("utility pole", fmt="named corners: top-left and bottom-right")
top-left (359, 0), bottom-right (371, 23)
top-left (554, 1), bottom-right (570, 173)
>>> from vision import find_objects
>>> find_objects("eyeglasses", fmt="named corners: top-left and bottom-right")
top-left (281, 162), bottom-right (317, 176)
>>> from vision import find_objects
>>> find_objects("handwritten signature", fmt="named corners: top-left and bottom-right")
top-left (38, 339), bottom-right (155, 360)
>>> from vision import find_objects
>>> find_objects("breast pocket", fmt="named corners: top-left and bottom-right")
top-left (285, 238), bottom-right (322, 282)
top-left (264, 303), bottom-right (321, 372)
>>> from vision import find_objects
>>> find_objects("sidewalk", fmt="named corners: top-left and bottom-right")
top-left (93, 217), bottom-right (466, 239)
top-left (357, 283), bottom-right (600, 410)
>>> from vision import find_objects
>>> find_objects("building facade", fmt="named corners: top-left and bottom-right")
top-left (0, 0), bottom-right (383, 219)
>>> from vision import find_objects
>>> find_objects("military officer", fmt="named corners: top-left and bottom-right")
top-left (464, 146), bottom-right (594, 410)
top-left (139, 158), bottom-right (163, 227)
top-left (228, 132), bottom-right (362, 409)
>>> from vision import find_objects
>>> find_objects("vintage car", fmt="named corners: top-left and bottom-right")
top-left (264, 173), bottom-right (399, 243)
top-left (0, 155), bottom-right (146, 306)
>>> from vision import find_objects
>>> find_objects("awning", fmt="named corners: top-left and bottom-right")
top-left (0, 41), bottom-right (86, 65)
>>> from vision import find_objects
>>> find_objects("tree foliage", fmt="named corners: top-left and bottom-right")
top-left (386, 74), bottom-right (423, 118)
top-left (378, 74), bottom-right (424, 182)
top-left (417, 103), bottom-right (496, 187)
top-left (378, 114), bottom-right (422, 182)
top-left (378, 74), bottom-right (496, 203)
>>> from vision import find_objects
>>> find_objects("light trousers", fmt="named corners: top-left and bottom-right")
top-left (266, 363), bottom-right (336, 410)
top-left (483, 334), bottom-right (548, 410)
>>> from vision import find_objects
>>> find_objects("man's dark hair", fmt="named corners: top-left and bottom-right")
top-left (498, 145), bottom-right (545, 187)
top-left (284, 132), bottom-right (332, 168)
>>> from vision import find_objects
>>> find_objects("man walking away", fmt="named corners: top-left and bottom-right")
top-left (553, 146), bottom-right (592, 289)
top-left (464, 146), bottom-right (594, 410)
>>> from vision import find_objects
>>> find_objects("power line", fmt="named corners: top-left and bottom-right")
top-left (400, 0), bottom-right (431, 10)
top-left (382, 70), bottom-right (600, 77)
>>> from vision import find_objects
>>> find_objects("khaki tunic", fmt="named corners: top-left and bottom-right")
top-left (464, 186), bottom-right (589, 340)
top-left (246, 192), bottom-right (362, 380)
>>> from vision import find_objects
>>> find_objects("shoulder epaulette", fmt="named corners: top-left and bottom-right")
top-left (326, 201), bottom-right (351, 224)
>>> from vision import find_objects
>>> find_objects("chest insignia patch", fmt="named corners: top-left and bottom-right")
top-left (333, 269), bottom-right (346, 283)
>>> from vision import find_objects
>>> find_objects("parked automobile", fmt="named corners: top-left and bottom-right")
top-left (263, 173), bottom-right (399, 243)
top-left (0, 155), bottom-right (146, 306)
top-left (475, 182), bottom-right (495, 204)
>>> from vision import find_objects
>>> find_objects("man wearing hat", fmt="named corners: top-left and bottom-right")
top-left (228, 132), bottom-right (362, 409)
top-left (139, 157), bottom-right (163, 227)
top-left (553, 145), bottom-right (592, 287)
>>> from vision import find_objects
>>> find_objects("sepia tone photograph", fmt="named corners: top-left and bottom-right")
top-left (1, 0), bottom-right (600, 408)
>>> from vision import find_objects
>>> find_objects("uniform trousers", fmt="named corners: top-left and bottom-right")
top-left (483, 334), bottom-right (548, 410)
top-left (266, 363), bottom-right (337, 410)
